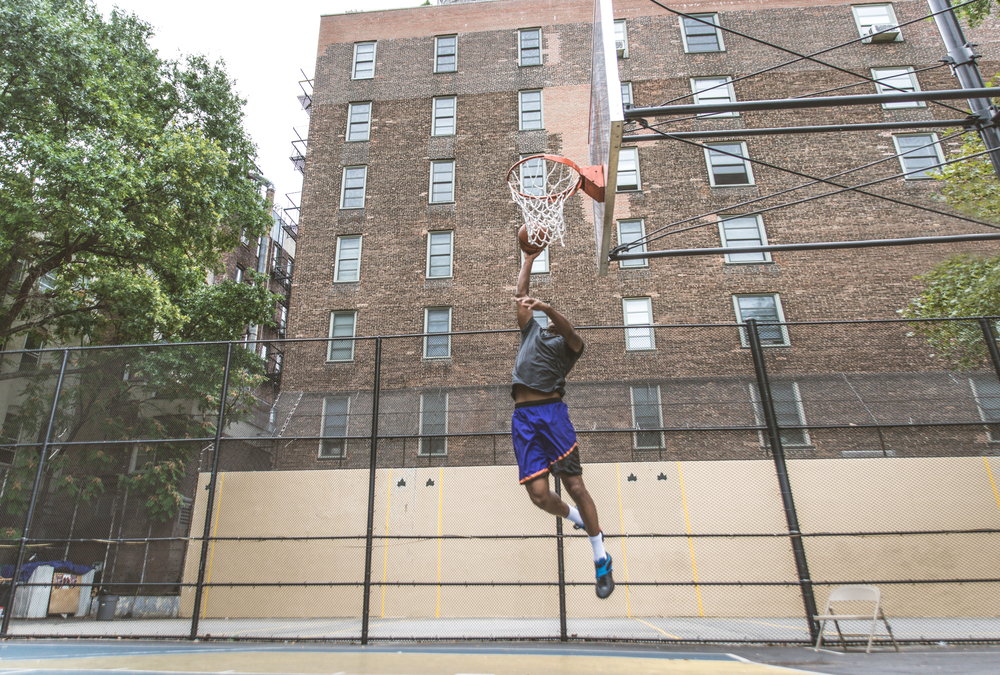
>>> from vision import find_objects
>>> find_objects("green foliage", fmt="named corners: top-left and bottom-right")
top-left (934, 134), bottom-right (1000, 223)
top-left (953, 0), bottom-right (996, 28)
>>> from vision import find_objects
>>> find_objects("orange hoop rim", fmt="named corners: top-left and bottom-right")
top-left (506, 154), bottom-right (584, 201)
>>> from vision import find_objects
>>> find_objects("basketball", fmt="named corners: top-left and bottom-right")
top-left (518, 224), bottom-right (547, 255)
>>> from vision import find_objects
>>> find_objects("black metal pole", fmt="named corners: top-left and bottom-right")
top-left (554, 476), bottom-right (568, 642)
top-left (361, 337), bottom-right (382, 645)
top-left (745, 319), bottom-right (819, 642)
top-left (189, 342), bottom-right (234, 640)
top-left (927, 0), bottom-right (1000, 179)
top-left (979, 318), bottom-right (1000, 384)
top-left (0, 349), bottom-right (69, 637)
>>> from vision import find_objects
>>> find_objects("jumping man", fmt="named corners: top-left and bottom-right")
top-left (511, 249), bottom-right (614, 599)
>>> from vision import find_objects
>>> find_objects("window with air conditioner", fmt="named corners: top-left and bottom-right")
top-left (852, 4), bottom-right (900, 42)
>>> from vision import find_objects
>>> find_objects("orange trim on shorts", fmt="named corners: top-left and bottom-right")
top-left (517, 443), bottom-right (579, 484)
top-left (549, 443), bottom-right (578, 466)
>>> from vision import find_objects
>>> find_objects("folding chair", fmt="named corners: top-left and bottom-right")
top-left (813, 585), bottom-right (899, 653)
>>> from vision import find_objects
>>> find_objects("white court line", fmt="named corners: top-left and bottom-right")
top-left (727, 654), bottom-right (835, 675)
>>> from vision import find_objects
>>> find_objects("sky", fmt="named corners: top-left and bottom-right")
top-left (93, 0), bottom-right (430, 217)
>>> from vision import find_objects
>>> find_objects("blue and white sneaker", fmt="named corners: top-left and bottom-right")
top-left (595, 554), bottom-right (614, 599)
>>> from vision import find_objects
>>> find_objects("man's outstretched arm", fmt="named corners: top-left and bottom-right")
top-left (515, 251), bottom-right (539, 329)
top-left (518, 297), bottom-right (584, 354)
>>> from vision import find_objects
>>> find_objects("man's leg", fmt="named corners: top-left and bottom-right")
top-left (523, 473), bottom-right (570, 517)
top-left (561, 474), bottom-right (614, 599)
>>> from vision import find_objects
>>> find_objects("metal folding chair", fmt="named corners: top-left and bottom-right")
top-left (814, 585), bottom-right (900, 653)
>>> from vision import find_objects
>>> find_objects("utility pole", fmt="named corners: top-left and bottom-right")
top-left (928, 0), bottom-right (1000, 179)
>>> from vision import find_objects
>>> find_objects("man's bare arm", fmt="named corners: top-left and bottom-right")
top-left (515, 251), bottom-right (539, 329)
top-left (519, 297), bottom-right (584, 354)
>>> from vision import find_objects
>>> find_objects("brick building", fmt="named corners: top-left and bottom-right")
top-left (276, 0), bottom-right (1000, 470)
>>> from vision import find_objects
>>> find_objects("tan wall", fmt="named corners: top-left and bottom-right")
top-left (181, 457), bottom-right (1000, 619)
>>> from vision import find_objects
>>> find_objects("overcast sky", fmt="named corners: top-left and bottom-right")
top-left (94, 0), bottom-right (430, 216)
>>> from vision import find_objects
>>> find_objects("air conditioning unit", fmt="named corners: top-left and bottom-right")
top-left (865, 24), bottom-right (900, 43)
top-left (615, 39), bottom-right (626, 57)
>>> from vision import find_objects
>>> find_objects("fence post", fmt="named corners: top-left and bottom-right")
top-left (189, 342), bottom-right (234, 640)
top-left (978, 318), bottom-right (1000, 383)
top-left (1, 348), bottom-right (69, 636)
top-left (745, 319), bottom-right (819, 642)
top-left (554, 476), bottom-right (568, 642)
top-left (361, 337), bottom-right (382, 645)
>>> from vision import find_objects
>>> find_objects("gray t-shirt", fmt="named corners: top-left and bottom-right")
top-left (511, 318), bottom-right (584, 398)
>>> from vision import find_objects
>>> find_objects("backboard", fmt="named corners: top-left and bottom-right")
top-left (589, 0), bottom-right (624, 277)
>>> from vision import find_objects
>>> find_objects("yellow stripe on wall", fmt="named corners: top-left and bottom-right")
top-left (615, 463), bottom-right (631, 617)
top-left (436, 466), bottom-right (443, 619)
top-left (677, 463), bottom-right (705, 617)
top-left (381, 468), bottom-right (392, 618)
top-left (201, 472), bottom-right (225, 619)
top-left (986, 458), bottom-right (1000, 516)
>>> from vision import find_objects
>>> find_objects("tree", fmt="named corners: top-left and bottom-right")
top-left (953, 0), bottom-right (997, 29)
top-left (0, 0), bottom-right (280, 528)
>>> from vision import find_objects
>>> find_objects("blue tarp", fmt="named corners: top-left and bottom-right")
top-left (0, 560), bottom-right (94, 583)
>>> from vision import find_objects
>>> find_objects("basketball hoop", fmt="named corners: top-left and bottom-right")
top-left (507, 154), bottom-right (604, 248)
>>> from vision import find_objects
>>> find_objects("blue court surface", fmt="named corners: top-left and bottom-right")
top-left (0, 640), bottom-right (998, 675)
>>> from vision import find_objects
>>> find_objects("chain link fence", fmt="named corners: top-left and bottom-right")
top-left (0, 318), bottom-right (998, 644)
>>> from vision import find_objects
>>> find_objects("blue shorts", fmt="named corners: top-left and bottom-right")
top-left (511, 398), bottom-right (581, 484)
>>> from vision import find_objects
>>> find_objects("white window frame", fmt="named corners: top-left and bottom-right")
top-left (704, 142), bottom-right (754, 187)
top-left (623, 297), bottom-right (655, 351)
top-left (617, 146), bottom-right (641, 191)
top-left (426, 230), bottom-right (454, 279)
top-left (432, 96), bottom-right (457, 136)
top-left (630, 384), bottom-right (664, 449)
top-left (733, 294), bottom-right (790, 347)
top-left (352, 41), bottom-right (376, 79)
top-left (531, 309), bottom-right (549, 325)
top-left (852, 4), bottom-right (901, 42)
top-left (334, 235), bottom-right (362, 283)
top-left (893, 133), bottom-right (944, 180)
top-left (424, 307), bottom-right (452, 359)
top-left (519, 28), bottom-right (542, 66)
top-left (872, 67), bottom-right (922, 108)
top-left (519, 90), bottom-right (544, 130)
top-left (680, 14), bottom-right (724, 53)
top-left (233, 266), bottom-right (244, 284)
top-left (347, 102), bottom-right (372, 141)
top-left (340, 166), bottom-right (367, 209)
top-left (327, 311), bottom-right (357, 362)
top-left (319, 396), bottom-right (350, 459)
top-left (749, 381), bottom-right (811, 448)
top-left (419, 392), bottom-right (448, 456)
top-left (691, 76), bottom-right (738, 118)
top-left (970, 375), bottom-right (1000, 442)
top-left (614, 19), bottom-right (629, 58)
top-left (519, 155), bottom-right (546, 197)
top-left (621, 81), bottom-right (633, 109)
top-left (429, 160), bottom-right (455, 203)
top-left (719, 215), bottom-right (771, 264)
top-left (434, 34), bottom-right (457, 73)
top-left (617, 219), bottom-right (648, 268)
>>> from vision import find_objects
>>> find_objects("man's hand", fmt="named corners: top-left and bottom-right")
top-left (517, 296), bottom-right (549, 314)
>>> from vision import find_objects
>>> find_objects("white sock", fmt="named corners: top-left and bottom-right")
top-left (565, 505), bottom-right (584, 528)
top-left (590, 531), bottom-right (606, 563)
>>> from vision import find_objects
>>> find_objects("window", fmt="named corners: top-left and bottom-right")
top-left (519, 28), bottom-right (542, 66)
top-left (341, 166), bottom-right (367, 209)
top-left (327, 311), bottom-right (357, 362)
top-left (1, 412), bottom-right (20, 447)
top-left (532, 309), bottom-right (549, 325)
top-left (419, 392), bottom-right (448, 456)
top-left (692, 77), bottom-right (738, 118)
top-left (704, 142), bottom-right (754, 186)
top-left (352, 42), bottom-right (376, 79)
top-left (434, 35), bottom-right (457, 73)
top-left (519, 155), bottom-right (545, 197)
top-left (719, 215), bottom-right (771, 264)
top-left (617, 147), bottom-right (641, 191)
top-left (617, 219), bottom-right (647, 268)
top-left (430, 160), bottom-right (455, 203)
top-left (234, 266), bottom-right (244, 284)
top-left (750, 381), bottom-right (810, 447)
top-left (852, 4), bottom-right (900, 41)
top-left (621, 81), bottom-right (633, 108)
top-left (334, 235), bottom-right (362, 283)
top-left (432, 97), bottom-right (457, 136)
top-left (519, 90), bottom-right (543, 130)
top-left (623, 297), bottom-right (655, 351)
top-left (19, 333), bottom-right (44, 372)
top-left (528, 247), bottom-right (549, 274)
top-left (427, 231), bottom-right (453, 278)
top-left (631, 385), bottom-right (664, 449)
top-left (319, 396), bottom-right (350, 458)
top-left (37, 271), bottom-right (56, 291)
top-left (872, 67), bottom-right (922, 108)
top-left (347, 102), bottom-right (372, 141)
top-left (614, 19), bottom-right (628, 58)
top-left (681, 14), bottom-right (724, 53)
top-left (970, 375), bottom-right (1000, 442)
top-left (733, 294), bottom-right (789, 347)
top-left (424, 307), bottom-right (451, 358)
top-left (894, 134), bottom-right (944, 179)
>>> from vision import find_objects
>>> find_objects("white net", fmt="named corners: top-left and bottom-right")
top-left (507, 156), bottom-right (581, 248)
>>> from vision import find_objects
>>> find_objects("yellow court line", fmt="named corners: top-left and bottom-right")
top-left (436, 466), bottom-right (443, 619)
top-left (381, 468), bottom-right (392, 618)
top-left (633, 617), bottom-right (682, 639)
top-left (985, 457), bottom-right (1000, 516)
top-left (615, 463), bottom-right (632, 617)
top-left (202, 472), bottom-right (225, 620)
top-left (677, 462), bottom-right (705, 618)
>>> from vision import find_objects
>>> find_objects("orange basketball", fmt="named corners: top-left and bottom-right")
top-left (518, 224), bottom-right (547, 255)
